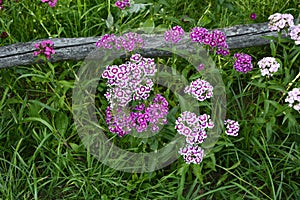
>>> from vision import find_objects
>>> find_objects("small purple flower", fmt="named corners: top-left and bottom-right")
top-left (41, 0), bottom-right (57, 7)
top-left (115, 0), bottom-right (130, 10)
top-left (257, 57), bottom-right (280, 77)
top-left (250, 13), bottom-right (257, 20)
top-left (289, 24), bottom-right (300, 45)
top-left (33, 40), bottom-right (55, 59)
top-left (285, 88), bottom-right (300, 111)
top-left (224, 119), bottom-right (240, 136)
top-left (233, 53), bottom-right (253, 73)
top-left (268, 13), bottom-right (294, 32)
top-left (197, 64), bottom-right (204, 71)
top-left (164, 25), bottom-right (185, 44)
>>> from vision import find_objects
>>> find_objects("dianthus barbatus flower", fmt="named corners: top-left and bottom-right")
top-left (268, 13), bottom-right (294, 32)
top-left (33, 40), bottom-right (55, 59)
top-left (233, 53), bottom-right (253, 73)
top-left (184, 79), bottom-right (213, 102)
top-left (190, 27), bottom-right (229, 56)
top-left (106, 94), bottom-right (169, 137)
top-left (164, 25), bottom-right (185, 44)
top-left (285, 88), bottom-right (300, 111)
top-left (257, 57), bottom-right (280, 77)
top-left (102, 54), bottom-right (156, 108)
top-left (224, 119), bottom-right (240, 136)
top-left (289, 24), bottom-right (300, 45)
top-left (178, 143), bottom-right (204, 164)
top-left (96, 32), bottom-right (144, 51)
top-left (41, 0), bottom-right (57, 7)
top-left (175, 111), bottom-right (214, 145)
top-left (115, 0), bottom-right (130, 10)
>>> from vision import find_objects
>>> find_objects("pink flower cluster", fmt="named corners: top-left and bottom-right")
top-left (224, 119), bottom-right (240, 136)
top-left (285, 88), bottom-right (300, 111)
top-left (33, 40), bottom-right (55, 59)
top-left (115, 0), bottom-right (130, 10)
top-left (41, 0), bottom-right (57, 7)
top-left (268, 13), bottom-right (294, 32)
top-left (289, 24), bottom-right (300, 45)
top-left (233, 53), bottom-right (253, 73)
top-left (96, 32), bottom-right (144, 51)
top-left (164, 26), bottom-right (185, 44)
top-left (184, 79), bottom-right (213, 101)
top-left (176, 111), bottom-right (214, 164)
top-left (190, 27), bottom-right (229, 56)
top-left (0, 0), bottom-right (3, 10)
top-left (102, 54), bottom-right (156, 108)
top-left (106, 94), bottom-right (169, 137)
top-left (257, 57), bottom-right (280, 77)
top-left (178, 144), bottom-right (204, 164)
top-left (175, 112), bottom-right (214, 145)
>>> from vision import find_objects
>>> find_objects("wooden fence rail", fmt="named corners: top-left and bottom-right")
top-left (0, 22), bottom-right (283, 69)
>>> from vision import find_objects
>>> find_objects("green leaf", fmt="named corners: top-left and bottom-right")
top-left (143, 18), bottom-right (155, 34)
top-left (270, 40), bottom-right (276, 57)
top-left (192, 164), bottom-right (203, 183)
top-left (69, 143), bottom-right (80, 153)
top-left (55, 112), bottom-right (69, 136)
top-left (106, 13), bottom-right (114, 29)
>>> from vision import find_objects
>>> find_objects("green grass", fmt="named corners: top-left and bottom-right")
top-left (1, 0), bottom-right (300, 199)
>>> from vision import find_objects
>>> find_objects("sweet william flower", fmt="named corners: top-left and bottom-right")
top-left (289, 24), bottom-right (300, 45)
top-left (41, 0), bottom-right (57, 7)
top-left (257, 57), bottom-right (280, 77)
top-left (250, 13), bottom-right (257, 20)
top-left (285, 88), bottom-right (300, 111)
top-left (268, 13), bottom-right (294, 32)
top-left (224, 119), bottom-right (240, 136)
top-left (178, 143), bottom-right (204, 164)
top-left (184, 79), bottom-right (213, 102)
top-left (233, 53), bottom-right (253, 73)
top-left (164, 25), bottom-right (185, 44)
top-left (115, 0), bottom-right (130, 10)
top-left (33, 40), bottom-right (55, 59)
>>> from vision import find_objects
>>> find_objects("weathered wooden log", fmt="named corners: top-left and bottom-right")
top-left (0, 22), bottom-right (285, 68)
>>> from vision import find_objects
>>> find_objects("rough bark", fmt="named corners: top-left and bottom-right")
top-left (0, 22), bottom-right (284, 68)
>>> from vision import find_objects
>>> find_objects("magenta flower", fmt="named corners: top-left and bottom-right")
top-left (233, 53), bottom-right (253, 73)
top-left (190, 27), bottom-right (229, 56)
top-left (106, 94), bottom-right (169, 137)
top-left (164, 25), bottom-right (185, 44)
top-left (41, 0), bottom-right (57, 7)
top-left (250, 13), bottom-right (257, 20)
top-left (33, 40), bottom-right (55, 59)
top-left (96, 32), bottom-right (144, 51)
top-left (115, 0), bottom-right (130, 10)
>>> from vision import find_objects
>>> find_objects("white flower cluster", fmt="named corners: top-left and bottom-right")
top-left (257, 57), bottom-right (280, 77)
